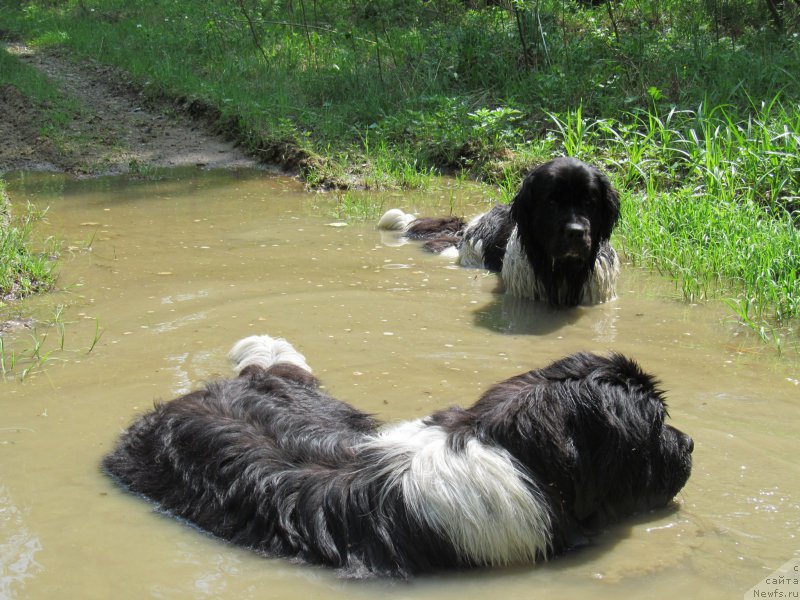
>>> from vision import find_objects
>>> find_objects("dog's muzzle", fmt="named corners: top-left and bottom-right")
top-left (559, 220), bottom-right (592, 259)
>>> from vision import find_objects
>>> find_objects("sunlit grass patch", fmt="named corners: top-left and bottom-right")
top-left (619, 187), bottom-right (798, 319)
top-left (0, 182), bottom-right (60, 303)
top-left (0, 45), bottom-right (82, 124)
top-left (544, 103), bottom-right (800, 324)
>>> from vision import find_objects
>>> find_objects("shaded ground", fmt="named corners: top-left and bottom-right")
top-left (0, 43), bottom-right (263, 175)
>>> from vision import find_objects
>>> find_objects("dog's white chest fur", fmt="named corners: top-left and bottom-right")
top-left (499, 228), bottom-right (620, 305)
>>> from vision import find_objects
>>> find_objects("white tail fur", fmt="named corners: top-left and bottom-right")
top-left (229, 335), bottom-right (312, 375)
top-left (377, 208), bottom-right (416, 231)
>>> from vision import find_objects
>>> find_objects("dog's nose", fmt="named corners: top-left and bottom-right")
top-left (683, 434), bottom-right (694, 454)
top-left (565, 222), bottom-right (588, 240)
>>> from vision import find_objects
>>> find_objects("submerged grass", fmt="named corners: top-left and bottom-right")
top-left (0, 306), bottom-right (105, 380)
top-left (0, 0), bottom-right (798, 330)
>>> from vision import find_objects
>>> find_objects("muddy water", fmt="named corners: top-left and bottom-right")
top-left (1, 169), bottom-right (798, 600)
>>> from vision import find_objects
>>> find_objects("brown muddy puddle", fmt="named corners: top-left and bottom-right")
top-left (1, 168), bottom-right (798, 599)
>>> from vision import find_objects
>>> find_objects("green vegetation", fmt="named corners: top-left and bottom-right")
top-left (0, 180), bottom-right (59, 303)
top-left (0, 44), bottom-right (68, 305)
top-left (331, 190), bottom-right (388, 222)
top-left (0, 0), bottom-right (798, 333)
top-left (0, 305), bottom-right (104, 380)
top-left (550, 102), bottom-right (800, 323)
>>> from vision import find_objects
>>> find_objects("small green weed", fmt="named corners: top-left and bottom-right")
top-left (332, 191), bottom-right (386, 222)
top-left (0, 308), bottom-right (105, 381)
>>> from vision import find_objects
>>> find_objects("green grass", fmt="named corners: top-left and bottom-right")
top-left (0, 0), bottom-right (798, 331)
top-left (0, 42), bottom-right (67, 103)
top-left (543, 101), bottom-right (799, 323)
top-left (0, 181), bottom-right (59, 303)
top-left (5, 0), bottom-right (797, 184)
top-left (0, 180), bottom-right (9, 225)
top-left (620, 186), bottom-right (798, 318)
top-left (0, 306), bottom-right (104, 380)
top-left (329, 190), bottom-right (387, 222)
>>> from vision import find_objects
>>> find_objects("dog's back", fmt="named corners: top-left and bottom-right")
top-left (376, 207), bottom-right (516, 270)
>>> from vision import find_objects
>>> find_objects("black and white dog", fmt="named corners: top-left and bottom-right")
top-left (103, 335), bottom-right (693, 578)
top-left (378, 157), bottom-right (621, 306)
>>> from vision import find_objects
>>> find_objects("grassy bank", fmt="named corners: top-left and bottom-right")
top-left (0, 0), bottom-right (797, 330)
top-left (559, 103), bottom-right (800, 323)
top-left (0, 41), bottom-right (69, 306)
top-left (0, 179), bottom-right (59, 304)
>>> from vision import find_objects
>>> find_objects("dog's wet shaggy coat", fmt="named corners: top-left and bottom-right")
top-left (103, 335), bottom-right (693, 578)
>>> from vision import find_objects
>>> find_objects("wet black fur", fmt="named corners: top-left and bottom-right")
top-left (510, 157), bottom-right (619, 305)
top-left (404, 157), bottom-right (620, 306)
top-left (406, 215), bottom-right (466, 255)
top-left (430, 353), bottom-right (693, 548)
top-left (102, 353), bottom-right (692, 578)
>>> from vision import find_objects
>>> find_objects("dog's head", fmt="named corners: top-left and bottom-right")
top-left (473, 353), bottom-right (692, 546)
top-left (510, 157), bottom-right (620, 265)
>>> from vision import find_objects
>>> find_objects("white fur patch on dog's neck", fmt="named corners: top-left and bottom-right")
top-left (500, 228), bottom-right (620, 305)
top-left (363, 419), bottom-right (552, 566)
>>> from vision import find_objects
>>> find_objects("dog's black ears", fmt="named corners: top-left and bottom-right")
top-left (510, 159), bottom-right (622, 244)
top-left (593, 170), bottom-right (621, 242)
top-left (509, 171), bottom-right (540, 236)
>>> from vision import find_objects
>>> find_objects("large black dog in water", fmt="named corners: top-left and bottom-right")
top-left (378, 157), bottom-right (621, 306)
top-left (103, 335), bottom-right (693, 578)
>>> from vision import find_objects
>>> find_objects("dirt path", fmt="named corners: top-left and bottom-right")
top-left (0, 43), bottom-right (263, 175)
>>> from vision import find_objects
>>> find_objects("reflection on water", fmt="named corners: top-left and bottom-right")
top-left (0, 168), bottom-right (798, 600)
top-left (473, 295), bottom-right (587, 336)
top-left (0, 486), bottom-right (43, 599)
